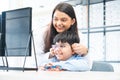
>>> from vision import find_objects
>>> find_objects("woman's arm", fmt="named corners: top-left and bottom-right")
top-left (34, 26), bottom-right (51, 66)
top-left (71, 31), bottom-right (88, 56)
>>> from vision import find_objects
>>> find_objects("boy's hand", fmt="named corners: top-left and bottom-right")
top-left (49, 48), bottom-right (55, 58)
top-left (41, 63), bottom-right (63, 71)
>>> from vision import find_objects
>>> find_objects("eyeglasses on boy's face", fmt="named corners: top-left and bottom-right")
top-left (52, 43), bottom-right (71, 49)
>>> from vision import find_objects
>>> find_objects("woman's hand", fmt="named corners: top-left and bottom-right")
top-left (72, 43), bottom-right (88, 56)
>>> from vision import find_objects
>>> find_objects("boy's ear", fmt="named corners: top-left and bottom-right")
top-left (72, 52), bottom-right (75, 55)
top-left (72, 49), bottom-right (75, 55)
top-left (71, 45), bottom-right (75, 54)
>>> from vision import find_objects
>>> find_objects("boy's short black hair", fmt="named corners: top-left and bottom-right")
top-left (53, 31), bottom-right (80, 45)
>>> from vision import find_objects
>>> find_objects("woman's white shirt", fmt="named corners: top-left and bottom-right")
top-left (33, 26), bottom-right (50, 66)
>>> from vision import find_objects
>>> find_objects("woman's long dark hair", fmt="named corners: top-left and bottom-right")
top-left (44, 2), bottom-right (79, 53)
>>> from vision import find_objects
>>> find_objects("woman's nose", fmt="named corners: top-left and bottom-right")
top-left (56, 20), bottom-right (62, 26)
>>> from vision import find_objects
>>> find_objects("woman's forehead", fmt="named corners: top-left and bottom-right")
top-left (53, 10), bottom-right (71, 19)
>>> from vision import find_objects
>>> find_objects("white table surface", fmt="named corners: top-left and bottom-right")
top-left (0, 71), bottom-right (120, 80)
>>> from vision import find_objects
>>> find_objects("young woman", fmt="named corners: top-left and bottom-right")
top-left (35, 2), bottom-right (89, 66)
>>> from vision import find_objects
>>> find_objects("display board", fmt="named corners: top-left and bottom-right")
top-left (1, 7), bottom-right (32, 56)
top-left (0, 14), bottom-right (5, 56)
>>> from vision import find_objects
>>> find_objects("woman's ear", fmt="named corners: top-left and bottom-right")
top-left (71, 18), bottom-right (75, 25)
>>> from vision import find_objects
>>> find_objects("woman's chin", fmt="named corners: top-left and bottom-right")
top-left (56, 29), bottom-right (64, 33)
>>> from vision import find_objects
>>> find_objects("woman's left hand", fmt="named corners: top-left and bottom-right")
top-left (72, 43), bottom-right (88, 56)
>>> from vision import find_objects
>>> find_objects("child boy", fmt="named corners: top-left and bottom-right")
top-left (40, 31), bottom-right (90, 71)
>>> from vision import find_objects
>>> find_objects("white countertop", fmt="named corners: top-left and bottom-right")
top-left (0, 71), bottom-right (120, 80)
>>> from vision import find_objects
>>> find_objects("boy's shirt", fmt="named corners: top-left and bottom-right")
top-left (48, 54), bottom-right (90, 71)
